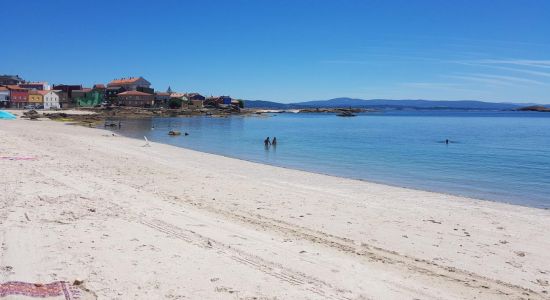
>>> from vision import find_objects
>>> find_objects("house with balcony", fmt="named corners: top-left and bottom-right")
top-left (6, 85), bottom-right (29, 108)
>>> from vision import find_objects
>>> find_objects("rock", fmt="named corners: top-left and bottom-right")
top-left (73, 279), bottom-right (84, 285)
top-left (514, 251), bottom-right (526, 257)
top-left (516, 105), bottom-right (550, 112)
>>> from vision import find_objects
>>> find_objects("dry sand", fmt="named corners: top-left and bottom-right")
top-left (0, 118), bottom-right (549, 299)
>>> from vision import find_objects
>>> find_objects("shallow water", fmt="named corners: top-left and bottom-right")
top-left (108, 111), bottom-right (550, 208)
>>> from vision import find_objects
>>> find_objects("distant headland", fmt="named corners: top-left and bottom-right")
top-left (244, 97), bottom-right (548, 111)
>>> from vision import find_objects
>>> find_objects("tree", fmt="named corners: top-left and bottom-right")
top-left (168, 98), bottom-right (182, 109)
top-left (237, 99), bottom-right (244, 108)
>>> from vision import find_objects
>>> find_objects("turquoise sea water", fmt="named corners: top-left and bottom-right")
top-left (109, 111), bottom-right (550, 208)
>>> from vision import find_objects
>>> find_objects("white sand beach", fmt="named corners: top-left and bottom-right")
top-left (1, 117), bottom-right (549, 299)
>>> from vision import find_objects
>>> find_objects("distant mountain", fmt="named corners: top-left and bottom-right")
top-left (294, 98), bottom-right (523, 110)
top-left (244, 100), bottom-right (311, 109)
top-left (245, 98), bottom-right (531, 110)
top-left (243, 100), bottom-right (291, 109)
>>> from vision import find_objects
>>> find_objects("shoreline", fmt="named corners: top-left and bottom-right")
top-left (103, 116), bottom-right (549, 210)
top-left (112, 126), bottom-right (549, 210)
top-left (1, 118), bottom-right (549, 299)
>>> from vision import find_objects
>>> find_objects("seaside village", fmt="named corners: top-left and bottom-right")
top-left (0, 74), bottom-right (243, 111)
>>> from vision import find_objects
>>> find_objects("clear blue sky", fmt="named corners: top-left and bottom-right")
top-left (2, 0), bottom-right (550, 103)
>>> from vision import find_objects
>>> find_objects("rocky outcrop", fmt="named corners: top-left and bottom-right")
top-left (516, 105), bottom-right (550, 112)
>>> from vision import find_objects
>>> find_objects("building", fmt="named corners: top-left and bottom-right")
top-left (204, 95), bottom-right (233, 107)
top-left (74, 89), bottom-right (103, 107)
top-left (28, 90), bottom-right (48, 106)
top-left (116, 91), bottom-right (154, 107)
top-left (52, 84), bottom-right (82, 99)
top-left (220, 96), bottom-right (232, 105)
top-left (0, 87), bottom-right (9, 108)
top-left (154, 92), bottom-right (171, 107)
top-left (19, 82), bottom-right (49, 90)
top-left (106, 86), bottom-right (126, 103)
top-left (6, 85), bottom-right (29, 108)
top-left (137, 86), bottom-right (154, 94)
top-left (186, 93), bottom-right (205, 101)
top-left (43, 90), bottom-right (60, 109)
top-left (170, 92), bottom-right (186, 100)
top-left (188, 99), bottom-right (204, 109)
top-left (107, 77), bottom-right (151, 91)
top-left (71, 88), bottom-right (92, 100)
top-left (55, 91), bottom-right (70, 108)
top-left (92, 84), bottom-right (106, 101)
top-left (0, 75), bottom-right (24, 86)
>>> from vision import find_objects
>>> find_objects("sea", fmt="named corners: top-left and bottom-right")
top-left (107, 111), bottom-right (550, 209)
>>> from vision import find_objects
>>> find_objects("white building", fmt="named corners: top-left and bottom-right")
top-left (0, 87), bottom-right (9, 108)
top-left (43, 90), bottom-right (60, 109)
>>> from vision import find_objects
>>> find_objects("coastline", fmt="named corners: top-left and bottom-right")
top-left (104, 113), bottom-right (550, 209)
top-left (112, 127), bottom-right (549, 210)
top-left (1, 118), bottom-right (549, 299)
top-left (115, 124), bottom-right (550, 210)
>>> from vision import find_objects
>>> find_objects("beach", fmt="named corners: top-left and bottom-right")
top-left (1, 118), bottom-right (549, 299)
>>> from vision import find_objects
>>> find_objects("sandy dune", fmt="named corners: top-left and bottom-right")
top-left (0, 118), bottom-right (549, 299)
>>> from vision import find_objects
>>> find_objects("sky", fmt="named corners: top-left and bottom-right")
top-left (2, 0), bottom-right (550, 103)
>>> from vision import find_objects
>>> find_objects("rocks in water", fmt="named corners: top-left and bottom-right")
top-left (336, 111), bottom-right (357, 117)
top-left (516, 105), bottom-right (550, 112)
top-left (168, 130), bottom-right (181, 136)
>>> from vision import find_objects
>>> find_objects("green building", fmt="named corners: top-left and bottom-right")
top-left (75, 90), bottom-right (103, 107)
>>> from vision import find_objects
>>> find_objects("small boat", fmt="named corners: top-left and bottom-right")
top-left (336, 111), bottom-right (356, 117)
top-left (168, 130), bottom-right (181, 136)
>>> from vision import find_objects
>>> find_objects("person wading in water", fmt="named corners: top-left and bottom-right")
top-left (264, 137), bottom-right (271, 147)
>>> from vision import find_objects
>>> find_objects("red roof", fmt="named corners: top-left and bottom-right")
top-left (0, 87), bottom-right (8, 91)
top-left (108, 77), bottom-right (143, 86)
top-left (118, 91), bottom-right (152, 96)
top-left (29, 90), bottom-right (49, 96)
top-left (94, 84), bottom-right (106, 88)
top-left (155, 92), bottom-right (170, 96)
top-left (5, 85), bottom-right (27, 90)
